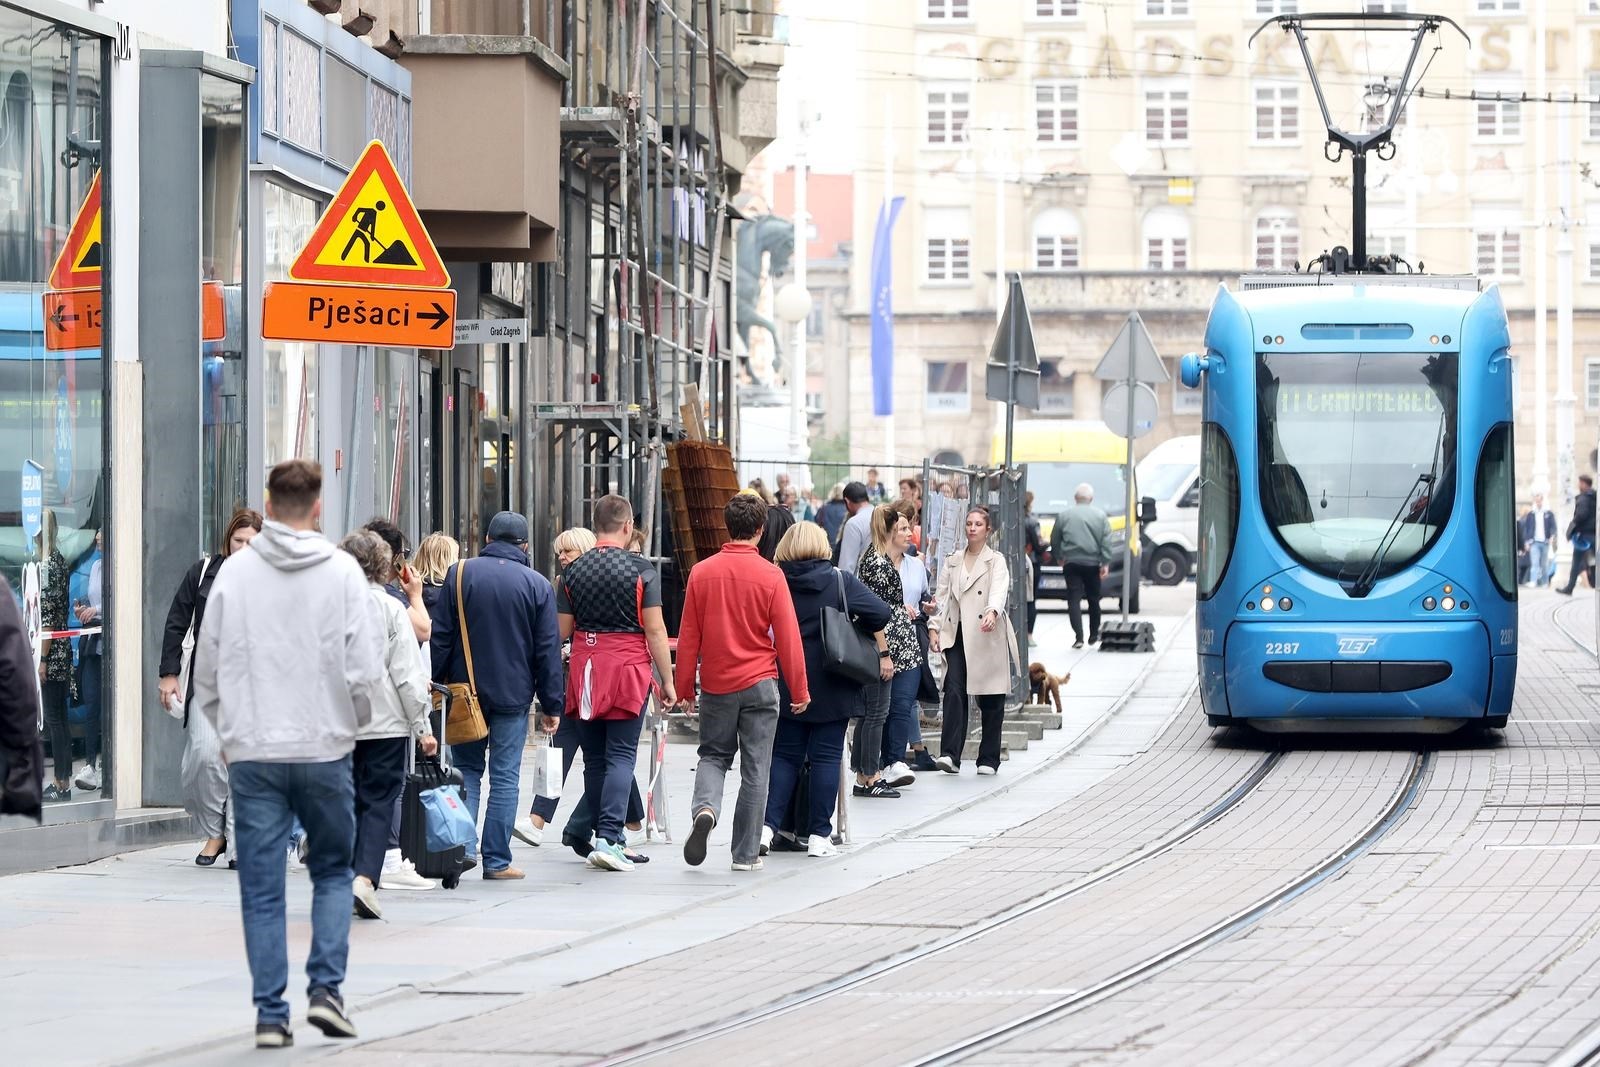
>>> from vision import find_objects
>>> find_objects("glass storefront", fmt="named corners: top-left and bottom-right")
top-left (0, 14), bottom-right (110, 809)
top-left (202, 72), bottom-right (247, 553)
top-left (262, 181), bottom-right (318, 469)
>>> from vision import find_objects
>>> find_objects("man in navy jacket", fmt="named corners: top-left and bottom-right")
top-left (431, 512), bottom-right (564, 879)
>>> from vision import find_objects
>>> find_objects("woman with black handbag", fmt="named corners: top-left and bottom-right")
top-left (763, 522), bottom-right (892, 857)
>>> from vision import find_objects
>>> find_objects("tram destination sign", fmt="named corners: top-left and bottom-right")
top-left (263, 281), bottom-right (456, 348)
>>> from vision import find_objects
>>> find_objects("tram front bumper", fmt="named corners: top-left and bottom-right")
top-left (1222, 620), bottom-right (1492, 721)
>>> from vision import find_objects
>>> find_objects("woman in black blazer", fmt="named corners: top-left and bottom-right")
top-left (764, 522), bottom-right (893, 857)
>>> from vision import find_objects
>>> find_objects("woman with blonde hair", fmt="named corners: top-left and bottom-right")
top-left (932, 506), bottom-right (1019, 775)
top-left (855, 506), bottom-right (922, 795)
top-left (762, 522), bottom-right (892, 856)
top-left (412, 532), bottom-right (462, 619)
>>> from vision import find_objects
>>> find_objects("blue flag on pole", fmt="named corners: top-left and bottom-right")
top-left (870, 196), bottom-right (904, 417)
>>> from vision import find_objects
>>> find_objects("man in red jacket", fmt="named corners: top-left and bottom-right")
top-left (675, 493), bottom-right (810, 870)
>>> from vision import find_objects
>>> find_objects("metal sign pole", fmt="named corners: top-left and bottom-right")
top-left (1120, 336), bottom-right (1136, 625)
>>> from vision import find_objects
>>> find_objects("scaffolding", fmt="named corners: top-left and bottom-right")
top-left (534, 0), bottom-right (752, 583)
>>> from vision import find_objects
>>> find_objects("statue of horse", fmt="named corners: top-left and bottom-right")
top-left (735, 214), bottom-right (795, 382)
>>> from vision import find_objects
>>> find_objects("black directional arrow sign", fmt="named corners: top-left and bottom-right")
top-left (418, 301), bottom-right (449, 330)
top-left (49, 303), bottom-right (79, 331)
top-left (261, 281), bottom-right (457, 348)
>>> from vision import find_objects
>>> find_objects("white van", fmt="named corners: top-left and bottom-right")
top-left (1136, 435), bottom-right (1200, 586)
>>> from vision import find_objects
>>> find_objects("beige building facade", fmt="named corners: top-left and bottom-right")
top-left (845, 0), bottom-right (1600, 522)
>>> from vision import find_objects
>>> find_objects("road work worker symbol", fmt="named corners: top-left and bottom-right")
top-left (339, 200), bottom-right (419, 267)
top-left (290, 141), bottom-right (450, 288)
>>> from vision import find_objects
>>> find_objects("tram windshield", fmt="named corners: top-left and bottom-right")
top-left (1256, 351), bottom-right (1458, 587)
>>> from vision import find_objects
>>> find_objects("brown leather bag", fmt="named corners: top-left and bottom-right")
top-left (436, 559), bottom-right (489, 745)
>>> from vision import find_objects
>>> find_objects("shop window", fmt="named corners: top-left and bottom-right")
top-left (263, 182), bottom-right (320, 468)
top-left (926, 361), bottom-right (970, 413)
top-left (201, 73), bottom-right (247, 556)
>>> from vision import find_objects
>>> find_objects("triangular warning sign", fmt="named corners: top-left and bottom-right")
top-left (290, 141), bottom-right (449, 288)
top-left (48, 171), bottom-right (102, 291)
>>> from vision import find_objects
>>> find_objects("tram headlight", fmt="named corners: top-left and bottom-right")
top-left (1423, 596), bottom-right (1436, 610)
top-left (1441, 596), bottom-right (1455, 611)
top-left (1260, 597), bottom-right (1274, 611)
top-left (1278, 597), bottom-right (1292, 611)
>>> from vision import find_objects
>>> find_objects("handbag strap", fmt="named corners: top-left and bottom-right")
top-left (834, 568), bottom-right (848, 615)
top-left (455, 559), bottom-right (477, 696)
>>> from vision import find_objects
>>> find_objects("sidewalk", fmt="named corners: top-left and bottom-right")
top-left (0, 588), bottom-right (1197, 1067)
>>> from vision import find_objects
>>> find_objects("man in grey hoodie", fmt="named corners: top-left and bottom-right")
top-left (192, 459), bottom-right (385, 1050)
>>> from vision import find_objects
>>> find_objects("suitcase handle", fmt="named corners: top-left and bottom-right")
top-left (409, 684), bottom-right (455, 776)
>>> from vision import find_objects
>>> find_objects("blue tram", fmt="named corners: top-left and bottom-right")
top-left (1180, 279), bottom-right (1517, 730)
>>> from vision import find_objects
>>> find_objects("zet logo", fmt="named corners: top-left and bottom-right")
top-left (1337, 637), bottom-right (1378, 656)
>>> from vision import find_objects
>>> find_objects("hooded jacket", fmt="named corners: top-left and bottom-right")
top-left (192, 520), bottom-right (384, 764)
top-left (362, 584), bottom-right (433, 741)
top-left (777, 558), bottom-right (893, 723)
top-left (430, 540), bottom-right (565, 714)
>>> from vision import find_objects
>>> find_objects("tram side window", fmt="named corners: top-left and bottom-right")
top-left (1196, 422), bottom-right (1240, 600)
top-left (1475, 422), bottom-right (1516, 599)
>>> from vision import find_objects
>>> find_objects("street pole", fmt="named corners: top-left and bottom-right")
top-left (1004, 273), bottom-right (1017, 471)
top-left (1534, 8), bottom-right (1550, 497)
top-left (1120, 332), bottom-right (1135, 625)
top-left (788, 115), bottom-right (809, 476)
top-left (1556, 91), bottom-right (1576, 532)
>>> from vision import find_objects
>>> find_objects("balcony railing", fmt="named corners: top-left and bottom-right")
top-left (992, 270), bottom-right (1234, 313)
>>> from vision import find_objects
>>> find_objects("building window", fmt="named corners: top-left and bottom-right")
top-left (926, 362), bottom-right (971, 414)
top-left (1035, 81), bottom-right (1079, 144)
top-left (1588, 240), bottom-right (1600, 280)
top-left (1033, 208), bottom-right (1082, 269)
top-left (1039, 360), bottom-right (1075, 415)
top-left (1474, 0), bottom-right (1520, 10)
top-left (1475, 91), bottom-right (1521, 141)
top-left (1144, 85), bottom-right (1190, 144)
top-left (1253, 83), bottom-right (1299, 142)
top-left (1363, 1), bottom-right (1408, 9)
top-left (1475, 228), bottom-right (1522, 279)
top-left (1256, 0), bottom-right (1298, 12)
top-left (925, 0), bottom-right (970, 19)
top-left (1254, 211), bottom-right (1299, 270)
top-left (281, 29), bottom-right (323, 152)
top-left (927, 236), bottom-right (971, 282)
top-left (926, 85), bottom-right (970, 146)
top-left (1143, 207), bottom-right (1190, 270)
top-left (1587, 359), bottom-right (1600, 412)
top-left (1034, 0), bottom-right (1080, 15)
top-left (261, 18), bottom-right (279, 134)
top-left (1144, 0), bottom-right (1189, 14)
top-left (1589, 75), bottom-right (1600, 140)
top-left (1369, 232), bottom-right (1408, 262)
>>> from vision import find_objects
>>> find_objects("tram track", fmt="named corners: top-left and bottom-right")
top-left (592, 746), bottom-right (1288, 1067)
top-left (1550, 596), bottom-right (1597, 660)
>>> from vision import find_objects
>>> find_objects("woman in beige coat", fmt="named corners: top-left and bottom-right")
top-left (931, 506), bottom-right (1019, 775)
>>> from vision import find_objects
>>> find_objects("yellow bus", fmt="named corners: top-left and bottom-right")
top-left (992, 420), bottom-right (1140, 612)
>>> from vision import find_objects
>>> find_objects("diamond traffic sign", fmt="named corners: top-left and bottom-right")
top-left (1093, 311), bottom-right (1168, 383)
top-left (290, 141), bottom-right (449, 289)
top-left (48, 171), bottom-right (103, 291)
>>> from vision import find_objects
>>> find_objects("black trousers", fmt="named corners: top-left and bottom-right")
top-left (352, 736), bottom-right (408, 884)
top-left (1063, 563), bottom-right (1103, 642)
top-left (1560, 545), bottom-right (1594, 594)
top-left (939, 628), bottom-right (1005, 769)
top-left (41, 679), bottom-right (71, 783)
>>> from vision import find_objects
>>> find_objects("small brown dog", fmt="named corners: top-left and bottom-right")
top-left (1028, 662), bottom-right (1069, 714)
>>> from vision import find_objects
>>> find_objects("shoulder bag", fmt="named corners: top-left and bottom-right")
top-left (171, 554), bottom-right (213, 723)
top-left (820, 570), bottom-right (882, 686)
top-left (436, 561), bottom-right (490, 745)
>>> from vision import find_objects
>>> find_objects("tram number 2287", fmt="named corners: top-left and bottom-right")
top-left (1264, 642), bottom-right (1302, 655)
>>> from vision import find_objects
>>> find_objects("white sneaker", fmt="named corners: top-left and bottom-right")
top-left (512, 818), bottom-right (545, 846)
top-left (352, 876), bottom-right (382, 919)
top-left (73, 760), bottom-right (101, 792)
top-left (732, 859), bottom-right (764, 871)
top-left (624, 826), bottom-right (647, 848)
top-left (936, 755), bottom-right (959, 774)
top-left (884, 762), bottom-right (915, 788)
top-left (382, 860), bottom-right (437, 891)
top-left (760, 825), bottom-right (774, 856)
top-left (807, 835), bottom-right (839, 858)
top-left (977, 765), bottom-right (997, 776)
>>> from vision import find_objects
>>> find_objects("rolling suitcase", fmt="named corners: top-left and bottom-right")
top-left (399, 685), bottom-right (472, 888)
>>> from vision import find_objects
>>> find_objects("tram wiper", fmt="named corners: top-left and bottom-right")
top-left (1350, 472), bottom-right (1433, 598)
top-left (1349, 414), bottom-right (1447, 598)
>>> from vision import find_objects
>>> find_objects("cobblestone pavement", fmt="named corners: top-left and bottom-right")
top-left (16, 586), bottom-right (1600, 1066)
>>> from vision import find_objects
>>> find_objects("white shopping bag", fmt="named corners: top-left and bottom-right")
top-left (531, 737), bottom-right (564, 800)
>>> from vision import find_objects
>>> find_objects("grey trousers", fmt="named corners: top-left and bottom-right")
top-left (691, 679), bottom-right (779, 864)
top-left (181, 708), bottom-right (235, 858)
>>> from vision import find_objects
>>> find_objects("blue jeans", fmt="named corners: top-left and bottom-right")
top-left (766, 716), bottom-right (847, 840)
top-left (574, 711), bottom-right (646, 846)
top-left (230, 757), bottom-right (355, 1026)
top-left (1528, 540), bottom-right (1550, 586)
top-left (882, 667), bottom-right (920, 768)
top-left (450, 708), bottom-right (529, 873)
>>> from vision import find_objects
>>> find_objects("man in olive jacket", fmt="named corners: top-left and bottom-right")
top-left (1051, 483), bottom-right (1113, 649)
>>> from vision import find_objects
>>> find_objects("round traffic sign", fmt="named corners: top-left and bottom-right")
top-left (1101, 382), bottom-right (1159, 439)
